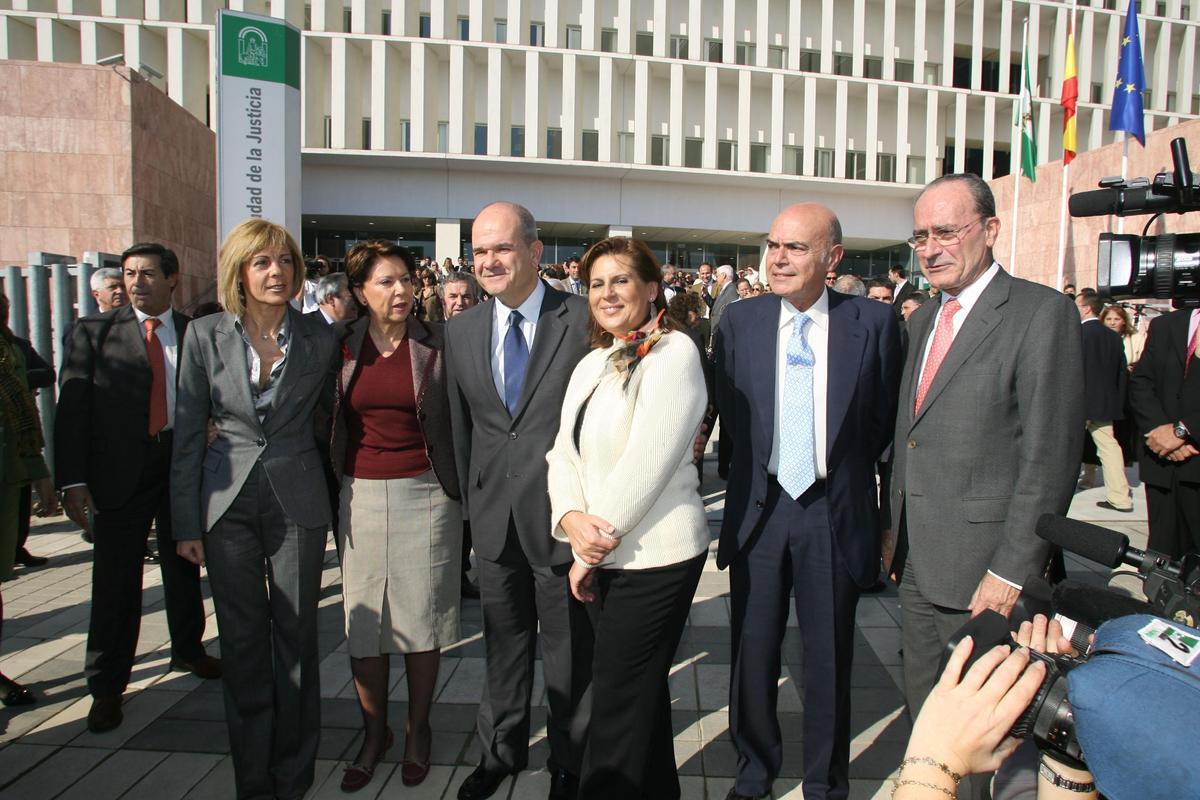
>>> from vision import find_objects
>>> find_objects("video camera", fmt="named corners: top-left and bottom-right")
top-left (939, 514), bottom-right (1200, 778)
top-left (1069, 137), bottom-right (1200, 306)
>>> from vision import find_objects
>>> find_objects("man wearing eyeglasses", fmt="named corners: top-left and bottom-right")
top-left (887, 173), bottom-right (1084, 800)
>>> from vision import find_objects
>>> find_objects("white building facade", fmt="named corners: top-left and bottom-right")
top-left (2, 0), bottom-right (1198, 272)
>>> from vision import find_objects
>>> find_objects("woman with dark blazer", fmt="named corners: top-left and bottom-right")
top-left (330, 241), bottom-right (461, 792)
top-left (172, 218), bottom-right (337, 800)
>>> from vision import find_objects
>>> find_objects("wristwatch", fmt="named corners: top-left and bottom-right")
top-left (1039, 760), bottom-right (1096, 793)
top-left (1175, 420), bottom-right (1191, 440)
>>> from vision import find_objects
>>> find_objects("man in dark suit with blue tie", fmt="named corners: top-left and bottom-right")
top-left (715, 203), bottom-right (901, 800)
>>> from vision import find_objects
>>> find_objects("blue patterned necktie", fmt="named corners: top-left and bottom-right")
top-left (778, 312), bottom-right (816, 500)
top-left (503, 310), bottom-right (529, 415)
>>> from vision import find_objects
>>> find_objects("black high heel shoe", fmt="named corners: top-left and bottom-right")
top-left (0, 675), bottom-right (35, 707)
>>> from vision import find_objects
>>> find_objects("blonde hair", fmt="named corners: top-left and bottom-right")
top-left (217, 219), bottom-right (305, 316)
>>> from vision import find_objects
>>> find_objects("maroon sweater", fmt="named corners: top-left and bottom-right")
top-left (344, 334), bottom-right (430, 479)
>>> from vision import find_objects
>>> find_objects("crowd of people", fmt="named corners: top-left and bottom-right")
top-left (2, 169), bottom-right (1195, 800)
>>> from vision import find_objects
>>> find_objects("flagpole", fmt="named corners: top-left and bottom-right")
top-left (1056, 1), bottom-right (1077, 291)
top-left (1117, 134), bottom-right (1129, 233)
top-left (1010, 18), bottom-right (1029, 277)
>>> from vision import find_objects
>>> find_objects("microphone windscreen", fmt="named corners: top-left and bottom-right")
top-left (1036, 514), bottom-right (1128, 568)
top-left (1051, 580), bottom-right (1154, 631)
top-left (1068, 189), bottom-right (1120, 217)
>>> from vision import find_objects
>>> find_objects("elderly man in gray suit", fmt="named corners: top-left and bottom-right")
top-left (887, 174), bottom-right (1083, 799)
top-left (445, 202), bottom-right (594, 800)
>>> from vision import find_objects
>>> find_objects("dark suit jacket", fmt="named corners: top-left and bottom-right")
top-left (330, 315), bottom-right (459, 498)
top-left (55, 305), bottom-right (189, 510)
top-left (893, 279), bottom-right (917, 313)
top-left (1130, 309), bottom-right (1200, 486)
top-left (444, 283), bottom-right (590, 567)
top-left (715, 291), bottom-right (901, 588)
top-left (1081, 318), bottom-right (1127, 422)
top-left (890, 268), bottom-right (1085, 608)
top-left (170, 307), bottom-right (338, 539)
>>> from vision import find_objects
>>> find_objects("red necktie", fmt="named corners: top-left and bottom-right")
top-left (144, 318), bottom-right (167, 436)
top-left (1186, 315), bottom-right (1200, 379)
top-left (914, 298), bottom-right (962, 415)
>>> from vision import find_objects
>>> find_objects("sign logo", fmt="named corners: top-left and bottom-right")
top-left (237, 26), bottom-right (268, 68)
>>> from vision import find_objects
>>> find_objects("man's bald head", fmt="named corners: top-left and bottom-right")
top-left (765, 203), bottom-right (845, 311)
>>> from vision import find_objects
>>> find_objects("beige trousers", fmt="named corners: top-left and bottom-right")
top-left (1087, 420), bottom-right (1132, 509)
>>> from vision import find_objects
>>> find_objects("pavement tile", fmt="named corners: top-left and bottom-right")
top-left (123, 751), bottom-right (224, 798)
top-left (0, 744), bottom-right (110, 800)
top-left (55, 748), bottom-right (170, 799)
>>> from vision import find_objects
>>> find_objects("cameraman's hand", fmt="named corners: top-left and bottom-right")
top-left (1014, 614), bottom-right (1075, 657)
top-left (903, 638), bottom-right (1046, 780)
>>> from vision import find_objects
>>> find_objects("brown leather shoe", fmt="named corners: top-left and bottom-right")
top-left (169, 654), bottom-right (222, 679)
top-left (87, 695), bottom-right (123, 733)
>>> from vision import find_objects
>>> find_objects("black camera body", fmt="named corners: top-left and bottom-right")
top-left (1070, 137), bottom-right (1200, 306)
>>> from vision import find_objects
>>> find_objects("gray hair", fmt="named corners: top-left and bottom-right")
top-left (477, 201), bottom-right (539, 246)
top-left (918, 173), bottom-right (997, 218)
top-left (832, 274), bottom-right (866, 296)
top-left (716, 265), bottom-right (736, 281)
top-left (89, 267), bottom-right (122, 291)
top-left (442, 270), bottom-right (479, 299)
top-left (315, 272), bottom-right (349, 305)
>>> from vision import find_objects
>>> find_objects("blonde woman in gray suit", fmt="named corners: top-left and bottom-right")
top-left (172, 218), bottom-right (338, 800)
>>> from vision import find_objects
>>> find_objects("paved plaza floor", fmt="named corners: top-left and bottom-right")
top-left (0, 464), bottom-right (1148, 800)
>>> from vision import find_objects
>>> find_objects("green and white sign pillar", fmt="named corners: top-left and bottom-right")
top-left (216, 9), bottom-right (302, 244)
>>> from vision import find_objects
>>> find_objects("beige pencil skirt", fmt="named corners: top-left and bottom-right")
top-left (339, 470), bottom-right (462, 657)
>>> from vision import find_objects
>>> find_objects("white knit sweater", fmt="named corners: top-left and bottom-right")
top-left (546, 329), bottom-right (709, 570)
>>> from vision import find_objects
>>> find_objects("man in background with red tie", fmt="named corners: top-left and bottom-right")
top-left (56, 243), bottom-right (219, 735)
top-left (887, 174), bottom-right (1083, 800)
top-left (1130, 305), bottom-right (1200, 558)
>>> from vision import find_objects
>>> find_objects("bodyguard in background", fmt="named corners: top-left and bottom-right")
top-left (445, 201), bottom-right (592, 800)
top-left (172, 219), bottom-right (337, 800)
top-left (56, 243), bottom-right (217, 735)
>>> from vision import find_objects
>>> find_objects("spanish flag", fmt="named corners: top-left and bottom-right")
top-left (1062, 32), bottom-right (1078, 164)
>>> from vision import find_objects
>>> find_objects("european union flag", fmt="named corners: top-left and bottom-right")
top-left (1111, 0), bottom-right (1146, 145)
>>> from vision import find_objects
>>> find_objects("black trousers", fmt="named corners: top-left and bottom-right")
top-left (85, 433), bottom-right (206, 697)
top-left (1146, 477), bottom-right (1200, 559)
top-left (729, 479), bottom-right (859, 800)
top-left (579, 554), bottom-right (705, 800)
top-left (204, 462), bottom-right (326, 800)
top-left (474, 521), bottom-right (592, 776)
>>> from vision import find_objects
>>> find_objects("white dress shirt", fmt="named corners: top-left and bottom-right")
top-left (132, 306), bottom-right (178, 430)
top-left (892, 278), bottom-right (908, 300)
top-left (491, 279), bottom-right (546, 403)
top-left (768, 290), bottom-right (829, 479)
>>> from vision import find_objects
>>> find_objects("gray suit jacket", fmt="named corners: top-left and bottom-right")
top-left (444, 283), bottom-right (590, 567)
top-left (709, 282), bottom-right (738, 344)
top-left (171, 307), bottom-right (338, 540)
top-left (890, 268), bottom-right (1084, 608)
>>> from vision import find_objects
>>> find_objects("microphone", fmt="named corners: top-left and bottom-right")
top-left (1050, 580), bottom-right (1155, 653)
top-left (1036, 514), bottom-right (1182, 576)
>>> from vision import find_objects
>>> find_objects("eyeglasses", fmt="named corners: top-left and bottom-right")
top-left (907, 217), bottom-right (987, 250)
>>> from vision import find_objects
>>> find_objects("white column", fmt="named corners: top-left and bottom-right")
top-left (653, 0), bottom-right (667, 57)
top-left (487, 47), bottom-right (503, 155)
top-left (820, 0), bottom-right (833, 72)
top-left (787, 0), bottom-right (801, 70)
top-left (430, 0), bottom-right (447, 39)
top-left (598, 56), bottom-right (613, 161)
top-left (1078, 6), bottom-right (1094, 99)
top-left (982, 94), bottom-right (996, 180)
top-left (704, 66), bottom-right (718, 168)
top-left (669, 62), bottom-right (684, 166)
top-left (617, 0), bottom-right (631, 52)
top-left (999, 1), bottom-right (1012, 94)
top-left (633, 58), bottom-right (648, 164)
top-left (924, 88), bottom-right (938, 182)
top-left (1151, 18), bottom-right (1172, 111)
top-left (562, 54), bottom-right (577, 160)
top-left (865, 82), bottom-right (878, 180)
top-left (883, 0), bottom-right (896, 79)
top-left (852, 0), bottom-right (865, 76)
top-left (1178, 23), bottom-right (1196, 118)
top-left (953, 92), bottom-right (966, 172)
top-left (755, 0), bottom-right (769, 67)
top-left (544, 0), bottom-right (559, 48)
top-left (737, 70), bottom-right (751, 171)
top-left (410, 42), bottom-right (426, 151)
top-left (186, 0), bottom-right (218, 24)
top-left (722, 0), bottom-right (735, 64)
top-left (582, 0), bottom-right (597, 51)
top-left (896, 85), bottom-right (909, 182)
top-left (1050, 7), bottom-right (1068, 100)
top-left (802, 75), bottom-right (816, 175)
top-left (310, 0), bottom-right (338, 32)
top-left (525, 51), bottom-right (542, 157)
top-left (770, 72), bottom-right (784, 173)
top-left (1027, 6), bottom-right (1040, 92)
top-left (507, 0), bottom-right (527, 44)
top-left (941, 0), bottom-right (954, 87)
top-left (608, 224), bottom-right (633, 238)
top-left (834, 80), bottom-right (848, 178)
top-left (370, 40), bottom-right (387, 150)
top-left (689, 0), bottom-right (702, 61)
top-left (331, 37), bottom-right (350, 148)
top-left (435, 219), bottom-right (460, 264)
top-left (970, 0), bottom-right (984, 91)
top-left (913, 0), bottom-right (926, 85)
top-left (271, 0), bottom-right (305, 27)
top-left (167, 26), bottom-right (206, 120)
top-left (1037, 101), bottom-right (1051, 163)
top-left (468, 0), bottom-right (484, 42)
top-left (449, 45), bottom-right (465, 153)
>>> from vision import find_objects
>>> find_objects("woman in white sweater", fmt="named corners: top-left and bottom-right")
top-left (546, 236), bottom-right (709, 799)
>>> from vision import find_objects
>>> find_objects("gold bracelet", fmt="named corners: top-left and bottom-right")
top-left (891, 778), bottom-right (956, 799)
top-left (898, 756), bottom-right (964, 785)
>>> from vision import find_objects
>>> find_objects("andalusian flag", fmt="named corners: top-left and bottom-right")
top-left (1017, 38), bottom-right (1038, 181)
top-left (1062, 33), bottom-right (1078, 164)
